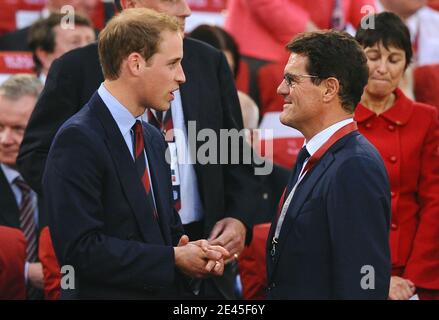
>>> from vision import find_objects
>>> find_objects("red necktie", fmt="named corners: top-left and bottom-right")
top-left (133, 120), bottom-right (158, 220)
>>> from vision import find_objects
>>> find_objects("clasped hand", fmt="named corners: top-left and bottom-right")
top-left (174, 235), bottom-right (229, 278)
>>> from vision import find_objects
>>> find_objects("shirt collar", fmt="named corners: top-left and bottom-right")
top-left (354, 88), bottom-right (414, 126)
top-left (0, 163), bottom-right (20, 184)
top-left (305, 118), bottom-right (354, 156)
top-left (97, 83), bottom-right (140, 136)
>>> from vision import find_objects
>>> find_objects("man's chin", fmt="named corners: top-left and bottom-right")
top-left (0, 159), bottom-right (18, 169)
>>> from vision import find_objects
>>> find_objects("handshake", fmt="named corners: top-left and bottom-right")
top-left (174, 234), bottom-right (231, 278)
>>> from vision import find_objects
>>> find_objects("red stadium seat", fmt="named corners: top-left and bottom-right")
top-left (238, 223), bottom-right (271, 300)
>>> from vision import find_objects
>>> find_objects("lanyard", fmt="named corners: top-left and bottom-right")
top-left (271, 122), bottom-right (358, 257)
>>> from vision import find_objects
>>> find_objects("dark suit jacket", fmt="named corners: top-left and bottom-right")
top-left (0, 27), bottom-right (31, 51)
top-left (266, 131), bottom-right (391, 299)
top-left (43, 92), bottom-right (186, 299)
top-left (18, 38), bottom-right (260, 298)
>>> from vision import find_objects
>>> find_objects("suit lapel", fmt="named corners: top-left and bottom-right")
top-left (0, 167), bottom-right (20, 228)
top-left (143, 126), bottom-right (172, 246)
top-left (90, 93), bottom-right (164, 244)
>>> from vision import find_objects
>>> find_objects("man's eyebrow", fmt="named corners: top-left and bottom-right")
top-left (168, 57), bottom-right (182, 64)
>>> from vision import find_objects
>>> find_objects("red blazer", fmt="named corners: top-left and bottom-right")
top-left (0, 226), bottom-right (26, 299)
top-left (355, 88), bottom-right (439, 290)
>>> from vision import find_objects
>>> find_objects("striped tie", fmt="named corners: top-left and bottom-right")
top-left (133, 120), bottom-right (158, 220)
top-left (14, 178), bottom-right (37, 264)
top-left (14, 178), bottom-right (40, 299)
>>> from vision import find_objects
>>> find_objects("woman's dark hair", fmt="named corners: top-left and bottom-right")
top-left (189, 24), bottom-right (241, 77)
top-left (355, 12), bottom-right (413, 69)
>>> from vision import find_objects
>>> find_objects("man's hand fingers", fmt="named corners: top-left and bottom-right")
top-left (178, 235), bottom-right (190, 247)
top-left (207, 245), bottom-right (229, 257)
top-left (209, 231), bottom-right (230, 247)
top-left (205, 259), bottom-right (216, 272)
top-left (213, 260), bottom-right (224, 275)
top-left (204, 249), bottom-right (222, 261)
top-left (208, 221), bottom-right (225, 242)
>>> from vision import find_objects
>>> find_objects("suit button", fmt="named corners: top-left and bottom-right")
top-left (391, 223), bottom-right (398, 230)
top-left (389, 156), bottom-right (397, 163)
top-left (263, 193), bottom-right (268, 200)
top-left (388, 125), bottom-right (395, 131)
top-left (365, 123), bottom-right (372, 129)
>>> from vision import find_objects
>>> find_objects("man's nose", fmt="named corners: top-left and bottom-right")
top-left (277, 80), bottom-right (289, 96)
top-left (178, 1), bottom-right (192, 18)
top-left (0, 128), bottom-right (14, 145)
top-left (176, 64), bottom-right (186, 84)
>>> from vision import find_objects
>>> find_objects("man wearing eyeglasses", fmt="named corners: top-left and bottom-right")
top-left (266, 30), bottom-right (391, 299)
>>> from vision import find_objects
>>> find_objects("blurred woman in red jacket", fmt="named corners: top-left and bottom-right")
top-left (355, 12), bottom-right (439, 300)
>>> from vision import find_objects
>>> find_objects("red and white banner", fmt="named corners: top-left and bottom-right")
top-left (0, 51), bottom-right (35, 84)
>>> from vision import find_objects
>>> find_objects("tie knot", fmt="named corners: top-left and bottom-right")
top-left (133, 120), bottom-right (143, 134)
top-left (296, 146), bottom-right (310, 165)
top-left (14, 177), bottom-right (31, 193)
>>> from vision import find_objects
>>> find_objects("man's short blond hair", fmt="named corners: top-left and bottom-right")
top-left (98, 8), bottom-right (181, 80)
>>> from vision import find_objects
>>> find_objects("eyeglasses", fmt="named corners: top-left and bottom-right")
top-left (283, 73), bottom-right (319, 88)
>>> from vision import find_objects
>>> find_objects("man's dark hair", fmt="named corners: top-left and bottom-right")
top-left (286, 30), bottom-right (369, 113)
top-left (28, 13), bottom-right (92, 74)
top-left (355, 12), bottom-right (413, 69)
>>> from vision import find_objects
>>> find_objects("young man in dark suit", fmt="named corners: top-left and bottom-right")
top-left (266, 31), bottom-right (391, 299)
top-left (18, 0), bottom-right (260, 299)
top-left (43, 8), bottom-right (227, 299)
top-left (0, 74), bottom-right (44, 298)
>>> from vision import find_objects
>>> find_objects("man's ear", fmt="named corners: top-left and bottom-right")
top-left (126, 52), bottom-right (142, 76)
top-left (35, 47), bottom-right (51, 72)
top-left (322, 77), bottom-right (340, 103)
